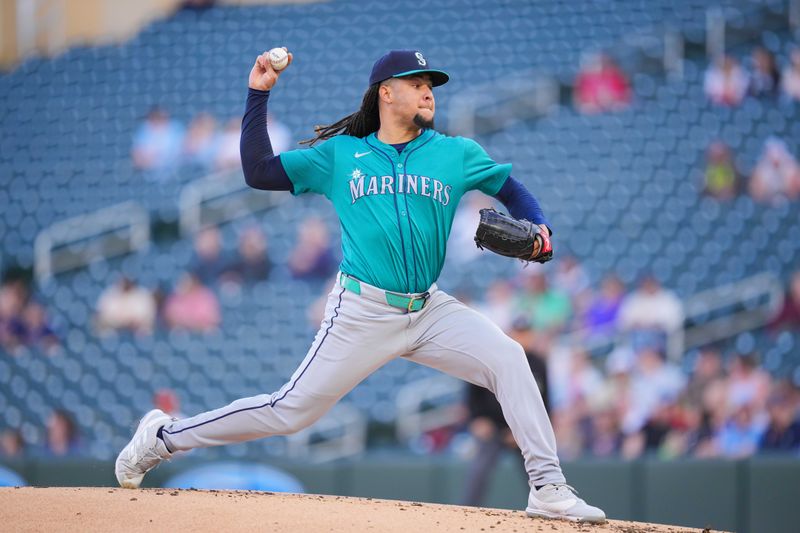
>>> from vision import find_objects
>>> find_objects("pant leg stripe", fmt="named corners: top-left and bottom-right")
top-left (164, 287), bottom-right (346, 436)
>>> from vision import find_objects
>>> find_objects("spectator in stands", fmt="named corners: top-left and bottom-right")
top-left (726, 352), bottom-right (771, 413)
top-left (219, 113), bottom-right (290, 171)
top-left (573, 52), bottom-right (631, 114)
top-left (44, 410), bottom-right (83, 457)
top-left (513, 270), bottom-right (572, 334)
top-left (0, 279), bottom-right (29, 352)
top-left (749, 137), bottom-right (800, 204)
top-left (266, 112), bottom-right (292, 155)
top-left (132, 106), bottom-right (184, 173)
top-left (691, 364), bottom-right (731, 458)
top-left (769, 270), bottom-right (800, 333)
top-left (225, 226), bottom-right (273, 284)
top-left (624, 401), bottom-right (679, 458)
top-left (704, 54), bottom-right (749, 107)
top-left (153, 389), bottom-right (185, 419)
top-left (748, 46), bottom-right (781, 98)
top-left (191, 226), bottom-right (229, 284)
top-left (552, 254), bottom-right (591, 315)
top-left (475, 279), bottom-right (515, 332)
top-left (0, 280), bottom-right (58, 354)
top-left (623, 347), bottom-right (686, 439)
top-left (288, 217), bottom-right (338, 281)
top-left (703, 141), bottom-right (741, 200)
top-left (549, 342), bottom-right (605, 459)
top-left (584, 403), bottom-right (623, 458)
top-left (691, 408), bottom-right (723, 458)
top-left (163, 272), bottom-right (221, 332)
top-left (182, 112), bottom-right (218, 170)
top-left (759, 388), bottom-right (800, 453)
top-left (560, 348), bottom-right (604, 417)
top-left (716, 404), bottom-right (766, 458)
top-left (460, 380), bottom-right (526, 506)
top-left (658, 400), bottom-right (704, 459)
top-left (447, 192), bottom-right (495, 265)
top-left (685, 346), bottom-right (726, 408)
top-left (780, 48), bottom-right (800, 102)
top-left (618, 275), bottom-right (684, 353)
top-left (215, 117), bottom-right (244, 171)
top-left (460, 320), bottom-right (548, 506)
top-left (21, 301), bottom-right (59, 353)
top-left (95, 276), bottom-right (157, 335)
top-left (305, 273), bottom-right (339, 328)
top-left (0, 428), bottom-right (25, 458)
top-left (582, 274), bottom-right (625, 338)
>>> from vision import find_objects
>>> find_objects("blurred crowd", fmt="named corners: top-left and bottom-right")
top-left (0, 389), bottom-right (184, 459)
top-left (0, 278), bottom-right (59, 355)
top-left (5, 27), bottom-right (800, 472)
top-left (0, 410), bottom-right (82, 459)
top-left (703, 136), bottom-right (800, 203)
top-left (573, 52), bottom-right (632, 114)
top-left (703, 46), bottom-right (800, 107)
top-left (93, 218), bottom-right (337, 336)
top-left (451, 262), bottom-right (800, 466)
top-left (547, 345), bottom-right (799, 460)
top-left (700, 46), bottom-right (800, 203)
top-left (131, 106), bottom-right (291, 176)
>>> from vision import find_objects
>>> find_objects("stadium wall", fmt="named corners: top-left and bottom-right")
top-left (2, 457), bottom-right (798, 533)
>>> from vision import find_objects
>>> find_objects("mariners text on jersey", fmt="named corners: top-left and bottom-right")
top-left (281, 129), bottom-right (512, 293)
top-left (348, 170), bottom-right (453, 206)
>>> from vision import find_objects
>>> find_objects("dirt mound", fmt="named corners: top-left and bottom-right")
top-left (1, 487), bottom-right (717, 532)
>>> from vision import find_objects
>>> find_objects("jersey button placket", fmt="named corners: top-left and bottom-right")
top-left (398, 164), bottom-right (406, 216)
top-left (397, 160), bottom-right (416, 292)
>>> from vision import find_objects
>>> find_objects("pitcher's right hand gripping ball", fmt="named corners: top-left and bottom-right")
top-left (249, 47), bottom-right (293, 92)
top-left (474, 208), bottom-right (553, 264)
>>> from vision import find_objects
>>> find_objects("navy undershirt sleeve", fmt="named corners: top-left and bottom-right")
top-left (240, 88), bottom-right (293, 192)
top-left (493, 176), bottom-right (550, 229)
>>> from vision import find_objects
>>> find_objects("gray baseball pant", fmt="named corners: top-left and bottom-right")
top-left (161, 275), bottom-right (565, 486)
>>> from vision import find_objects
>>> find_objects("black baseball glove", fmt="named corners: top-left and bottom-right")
top-left (474, 208), bottom-right (553, 263)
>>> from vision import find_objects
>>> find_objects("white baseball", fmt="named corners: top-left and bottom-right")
top-left (268, 47), bottom-right (289, 71)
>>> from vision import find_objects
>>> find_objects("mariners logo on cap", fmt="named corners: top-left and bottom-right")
top-left (368, 50), bottom-right (449, 87)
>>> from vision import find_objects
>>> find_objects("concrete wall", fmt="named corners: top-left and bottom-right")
top-left (2, 456), bottom-right (798, 533)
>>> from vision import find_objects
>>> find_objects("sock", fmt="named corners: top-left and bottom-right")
top-left (156, 426), bottom-right (173, 453)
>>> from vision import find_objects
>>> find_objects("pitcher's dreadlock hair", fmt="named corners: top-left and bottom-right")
top-left (301, 83), bottom-right (381, 146)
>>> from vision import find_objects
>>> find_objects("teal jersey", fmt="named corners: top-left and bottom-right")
top-left (280, 129), bottom-right (511, 293)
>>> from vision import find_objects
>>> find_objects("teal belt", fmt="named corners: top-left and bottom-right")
top-left (340, 274), bottom-right (430, 313)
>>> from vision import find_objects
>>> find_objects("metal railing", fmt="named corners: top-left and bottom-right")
top-left (395, 375), bottom-right (464, 444)
top-left (34, 201), bottom-right (150, 283)
top-left (560, 271), bottom-right (784, 360)
top-left (446, 70), bottom-right (559, 138)
top-left (285, 403), bottom-right (367, 463)
top-left (178, 169), bottom-right (285, 237)
top-left (682, 271), bottom-right (784, 350)
top-left (395, 272), bottom-right (785, 441)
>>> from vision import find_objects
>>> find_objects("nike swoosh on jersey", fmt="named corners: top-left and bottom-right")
top-left (354, 151), bottom-right (372, 158)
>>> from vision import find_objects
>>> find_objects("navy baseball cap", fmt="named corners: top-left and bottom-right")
top-left (368, 50), bottom-right (450, 87)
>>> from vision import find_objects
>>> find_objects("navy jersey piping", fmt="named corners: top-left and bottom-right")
top-left (364, 136), bottom-right (411, 293)
top-left (400, 131), bottom-right (436, 292)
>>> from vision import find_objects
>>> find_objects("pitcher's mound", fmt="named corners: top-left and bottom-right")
top-left (1, 487), bottom-right (718, 532)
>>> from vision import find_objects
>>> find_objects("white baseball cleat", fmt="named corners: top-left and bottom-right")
top-left (526, 483), bottom-right (606, 523)
top-left (115, 409), bottom-right (174, 489)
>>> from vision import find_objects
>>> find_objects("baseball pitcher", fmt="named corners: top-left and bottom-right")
top-left (116, 48), bottom-right (605, 524)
